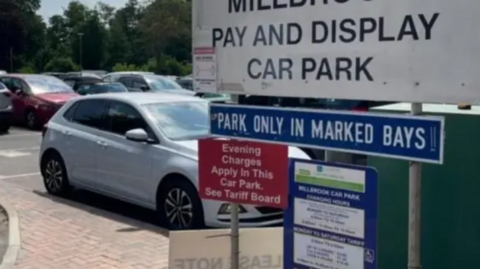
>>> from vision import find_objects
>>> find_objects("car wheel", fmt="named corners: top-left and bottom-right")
top-left (41, 152), bottom-right (71, 196)
top-left (157, 178), bottom-right (204, 230)
top-left (25, 110), bottom-right (38, 130)
top-left (0, 124), bottom-right (9, 133)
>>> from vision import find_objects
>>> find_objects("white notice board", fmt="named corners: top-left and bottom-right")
top-left (193, 0), bottom-right (480, 103)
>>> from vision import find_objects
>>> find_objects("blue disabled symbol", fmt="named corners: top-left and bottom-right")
top-left (365, 249), bottom-right (375, 263)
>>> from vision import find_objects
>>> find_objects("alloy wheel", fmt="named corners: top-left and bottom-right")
top-left (44, 159), bottom-right (63, 193)
top-left (164, 188), bottom-right (193, 229)
top-left (26, 112), bottom-right (36, 128)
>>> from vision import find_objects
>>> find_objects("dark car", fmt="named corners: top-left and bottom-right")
top-left (63, 76), bottom-right (103, 92)
top-left (76, 83), bottom-right (128, 95)
top-left (116, 74), bottom-right (195, 96)
top-left (42, 72), bottom-right (69, 80)
top-left (176, 77), bottom-right (193, 90)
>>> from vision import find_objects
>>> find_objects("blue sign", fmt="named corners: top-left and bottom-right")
top-left (209, 104), bottom-right (444, 164)
top-left (284, 159), bottom-right (378, 269)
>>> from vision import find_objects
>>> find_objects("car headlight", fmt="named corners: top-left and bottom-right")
top-left (38, 103), bottom-right (62, 110)
top-left (218, 203), bottom-right (247, 215)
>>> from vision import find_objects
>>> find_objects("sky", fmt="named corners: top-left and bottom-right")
top-left (39, 0), bottom-right (129, 21)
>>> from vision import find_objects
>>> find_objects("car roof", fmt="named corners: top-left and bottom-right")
top-left (105, 71), bottom-right (154, 76)
top-left (65, 76), bottom-right (102, 81)
top-left (0, 74), bottom-right (53, 80)
top-left (77, 92), bottom-right (206, 105)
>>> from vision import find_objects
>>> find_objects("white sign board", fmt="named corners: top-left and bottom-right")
top-left (169, 227), bottom-right (282, 269)
top-left (193, 47), bottom-right (217, 92)
top-left (193, 0), bottom-right (480, 103)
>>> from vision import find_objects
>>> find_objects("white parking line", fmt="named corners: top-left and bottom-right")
top-left (0, 172), bottom-right (41, 179)
top-left (0, 147), bottom-right (40, 158)
top-left (1, 146), bottom-right (40, 151)
top-left (2, 133), bottom-right (39, 137)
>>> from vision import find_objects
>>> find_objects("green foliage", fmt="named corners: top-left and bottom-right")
top-left (44, 57), bottom-right (79, 72)
top-left (17, 65), bottom-right (36, 74)
top-left (0, 0), bottom-right (193, 75)
top-left (112, 63), bottom-right (147, 72)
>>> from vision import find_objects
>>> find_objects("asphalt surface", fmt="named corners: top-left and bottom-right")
top-left (0, 127), bottom-right (159, 226)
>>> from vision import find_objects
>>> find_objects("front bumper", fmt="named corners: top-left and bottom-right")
top-left (202, 199), bottom-right (283, 228)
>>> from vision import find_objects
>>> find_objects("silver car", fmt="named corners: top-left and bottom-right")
top-left (40, 93), bottom-right (310, 230)
top-left (0, 82), bottom-right (12, 132)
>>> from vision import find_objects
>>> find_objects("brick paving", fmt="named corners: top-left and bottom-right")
top-left (0, 206), bottom-right (7, 264)
top-left (0, 181), bottom-right (170, 269)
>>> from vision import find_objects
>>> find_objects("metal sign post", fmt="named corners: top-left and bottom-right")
top-left (230, 203), bottom-right (240, 269)
top-left (408, 103), bottom-right (422, 269)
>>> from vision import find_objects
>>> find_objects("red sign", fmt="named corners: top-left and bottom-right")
top-left (198, 139), bottom-right (288, 208)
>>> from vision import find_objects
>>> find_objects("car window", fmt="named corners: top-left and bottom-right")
top-left (0, 82), bottom-right (5, 89)
top-left (24, 76), bottom-right (74, 94)
top-left (132, 79), bottom-right (148, 89)
top-left (64, 79), bottom-right (75, 87)
top-left (118, 77), bottom-right (132, 87)
top-left (77, 85), bottom-right (93, 95)
top-left (63, 102), bottom-right (79, 121)
top-left (143, 101), bottom-right (209, 140)
top-left (176, 79), bottom-right (192, 90)
top-left (71, 99), bottom-right (108, 129)
top-left (145, 76), bottom-right (182, 91)
top-left (102, 75), bottom-right (111, 83)
top-left (106, 101), bottom-right (149, 136)
top-left (89, 84), bottom-right (127, 94)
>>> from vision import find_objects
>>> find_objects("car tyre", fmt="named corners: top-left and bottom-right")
top-left (41, 151), bottom-right (71, 197)
top-left (0, 124), bottom-right (9, 133)
top-left (157, 178), bottom-right (204, 230)
top-left (25, 109), bottom-right (38, 130)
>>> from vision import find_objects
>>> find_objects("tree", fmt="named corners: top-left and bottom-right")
top-left (140, 0), bottom-right (191, 73)
top-left (44, 57), bottom-right (79, 72)
top-left (0, 0), bottom-right (43, 70)
top-left (78, 10), bottom-right (108, 69)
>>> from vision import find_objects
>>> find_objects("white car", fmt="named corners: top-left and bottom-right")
top-left (39, 93), bottom-right (310, 230)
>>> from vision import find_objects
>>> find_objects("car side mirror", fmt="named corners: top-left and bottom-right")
top-left (125, 128), bottom-right (150, 143)
top-left (14, 89), bottom-right (23, 95)
top-left (140, 85), bottom-right (149, 92)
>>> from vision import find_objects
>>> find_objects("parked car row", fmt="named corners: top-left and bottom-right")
top-left (0, 71), bottom-right (234, 131)
top-left (40, 92), bottom-right (311, 230)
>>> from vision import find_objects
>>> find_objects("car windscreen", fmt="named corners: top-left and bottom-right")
top-left (25, 76), bottom-right (74, 94)
top-left (94, 84), bottom-right (128, 93)
top-left (145, 76), bottom-right (183, 91)
top-left (142, 101), bottom-right (209, 140)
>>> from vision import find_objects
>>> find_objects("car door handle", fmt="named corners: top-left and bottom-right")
top-left (62, 130), bottom-right (71, 136)
top-left (96, 141), bottom-right (108, 147)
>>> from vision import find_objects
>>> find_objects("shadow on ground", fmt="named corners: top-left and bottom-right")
top-left (33, 189), bottom-right (170, 237)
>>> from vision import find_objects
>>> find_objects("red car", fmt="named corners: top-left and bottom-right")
top-left (0, 74), bottom-right (79, 129)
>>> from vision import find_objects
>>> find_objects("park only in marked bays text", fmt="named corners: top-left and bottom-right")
top-left (215, 113), bottom-right (427, 150)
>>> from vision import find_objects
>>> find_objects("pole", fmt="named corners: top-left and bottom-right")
top-left (9, 47), bottom-right (13, 72)
top-left (408, 103), bottom-right (422, 269)
top-left (78, 33), bottom-right (83, 74)
top-left (230, 203), bottom-right (240, 269)
top-left (324, 150), bottom-right (334, 162)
